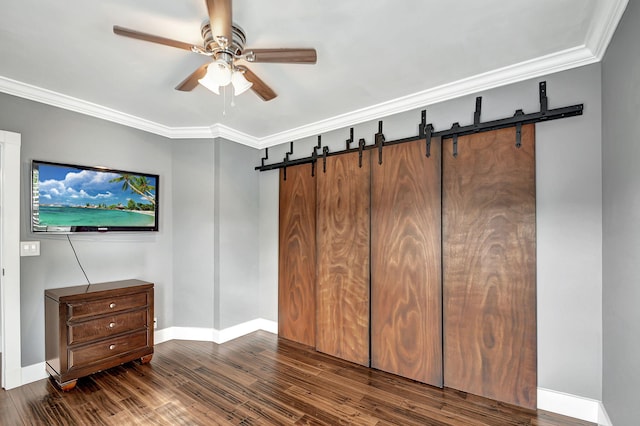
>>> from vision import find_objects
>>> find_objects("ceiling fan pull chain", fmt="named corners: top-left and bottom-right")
top-left (223, 85), bottom-right (227, 116)
top-left (231, 84), bottom-right (236, 107)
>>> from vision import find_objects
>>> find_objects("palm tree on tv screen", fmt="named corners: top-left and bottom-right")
top-left (110, 174), bottom-right (156, 206)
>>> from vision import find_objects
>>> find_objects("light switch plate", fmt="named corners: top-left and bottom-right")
top-left (20, 241), bottom-right (40, 257)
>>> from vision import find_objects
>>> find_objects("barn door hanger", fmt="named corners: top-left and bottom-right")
top-left (311, 136), bottom-right (322, 177)
top-left (419, 110), bottom-right (434, 158)
top-left (375, 121), bottom-right (385, 165)
top-left (346, 128), bottom-right (354, 150)
top-left (514, 110), bottom-right (524, 148)
top-left (438, 81), bottom-right (580, 157)
top-left (282, 141), bottom-right (294, 181)
top-left (448, 96), bottom-right (480, 158)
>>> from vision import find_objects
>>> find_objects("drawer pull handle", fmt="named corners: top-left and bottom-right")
top-left (109, 303), bottom-right (116, 308)
top-left (109, 322), bottom-right (116, 328)
top-left (109, 344), bottom-right (116, 350)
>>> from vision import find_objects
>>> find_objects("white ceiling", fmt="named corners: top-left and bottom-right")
top-left (0, 0), bottom-right (627, 148)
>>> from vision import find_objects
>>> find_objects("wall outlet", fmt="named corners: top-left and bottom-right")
top-left (153, 317), bottom-right (158, 329)
top-left (20, 241), bottom-right (40, 257)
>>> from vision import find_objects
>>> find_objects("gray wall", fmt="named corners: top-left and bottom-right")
top-left (172, 139), bottom-right (215, 328)
top-left (0, 93), bottom-right (174, 366)
top-left (259, 170), bottom-right (279, 322)
top-left (259, 64), bottom-right (603, 399)
top-left (172, 136), bottom-right (264, 331)
top-left (214, 139), bottom-right (261, 329)
top-left (602, 0), bottom-right (640, 423)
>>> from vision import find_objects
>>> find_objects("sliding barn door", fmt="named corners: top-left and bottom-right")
top-left (443, 125), bottom-right (537, 409)
top-left (278, 165), bottom-right (316, 346)
top-left (371, 139), bottom-right (443, 386)
top-left (316, 152), bottom-right (370, 366)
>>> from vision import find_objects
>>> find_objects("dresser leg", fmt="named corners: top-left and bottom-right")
top-left (140, 354), bottom-right (153, 364)
top-left (57, 379), bottom-right (77, 392)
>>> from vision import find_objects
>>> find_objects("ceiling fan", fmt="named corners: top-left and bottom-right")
top-left (113, 0), bottom-right (317, 101)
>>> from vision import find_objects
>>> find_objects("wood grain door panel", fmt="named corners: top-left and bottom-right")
top-left (371, 139), bottom-right (443, 386)
top-left (278, 165), bottom-right (317, 347)
top-left (316, 152), bottom-right (370, 366)
top-left (442, 125), bottom-right (537, 409)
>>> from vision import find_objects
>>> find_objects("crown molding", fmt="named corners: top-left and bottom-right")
top-left (586, 0), bottom-right (628, 60)
top-left (0, 76), bottom-right (183, 139)
top-left (1, 11), bottom-right (621, 150)
top-left (209, 123), bottom-right (261, 148)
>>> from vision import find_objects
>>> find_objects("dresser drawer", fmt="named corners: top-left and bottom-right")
top-left (68, 309), bottom-right (147, 345)
top-left (67, 292), bottom-right (148, 320)
top-left (69, 329), bottom-right (149, 369)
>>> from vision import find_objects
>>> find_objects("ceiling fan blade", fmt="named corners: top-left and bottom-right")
top-left (237, 66), bottom-right (277, 101)
top-left (206, 0), bottom-right (232, 49)
top-left (244, 48), bottom-right (317, 64)
top-left (113, 26), bottom-right (197, 52)
top-left (175, 63), bottom-right (209, 91)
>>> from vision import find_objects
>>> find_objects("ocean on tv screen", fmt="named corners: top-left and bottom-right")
top-left (38, 205), bottom-right (155, 227)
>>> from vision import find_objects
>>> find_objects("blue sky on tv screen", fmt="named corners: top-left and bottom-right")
top-left (36, 164), bottom-right (156, 207)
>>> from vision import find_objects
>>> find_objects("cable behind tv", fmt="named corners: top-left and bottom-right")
top-left (66, 234), bottom-right (91, 289)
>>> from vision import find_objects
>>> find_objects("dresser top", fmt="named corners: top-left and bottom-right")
top-left (45, 279), bottom-right (153, 301)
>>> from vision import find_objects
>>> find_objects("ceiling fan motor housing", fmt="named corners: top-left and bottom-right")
top-left (201, 21), bottom-right (246, 56)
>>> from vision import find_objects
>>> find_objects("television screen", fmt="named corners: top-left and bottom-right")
top-left (31, 160), bottom-right (159, 233)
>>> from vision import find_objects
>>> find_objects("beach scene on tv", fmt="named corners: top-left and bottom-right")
top-left (33, 163), bottom-right (157, 228)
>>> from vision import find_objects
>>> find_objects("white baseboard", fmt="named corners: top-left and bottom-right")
top-left (21, 362), bottom-right (48, 385)
top-left (153, 326), bottom-right (176, 344)
top-left (153, 318), bottom-right (277, 345)
top-left (598, 402), bottom-right (613, 426)
top-left (21, 322), bottom-right (608, 426)
top-left (537, 388), bottom-right (612, 425)
top-left (217, 318), bottom-right (278, 343)
top-left (154, 326), bottom-right (216, 344)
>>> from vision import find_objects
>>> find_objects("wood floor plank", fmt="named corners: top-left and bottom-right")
top-left (238, 389), bottom-right (305, 425)
top-left (0, 388), bottom-right (22, 425)
top-left (285, 384), bottom-right (377, 426)
top-left (1, 331), bottom-right (594, 425)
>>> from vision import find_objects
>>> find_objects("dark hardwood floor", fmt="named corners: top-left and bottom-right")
top-left (1, 332), bottom-right (593, 425)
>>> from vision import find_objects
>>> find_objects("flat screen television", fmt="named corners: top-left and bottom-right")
top-left (31, 160), bottom-right (159, 233)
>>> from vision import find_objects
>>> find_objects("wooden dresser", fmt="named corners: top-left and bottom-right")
top-left (45, 279), bottom-right (154, 390)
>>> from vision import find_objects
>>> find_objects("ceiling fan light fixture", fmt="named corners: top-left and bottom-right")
top-left (231, 69), bottom-right (253, 95)
top-left (198, 72), bottom-right (221, 94)
top-left (198, 59), bottom-right (232, 93)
